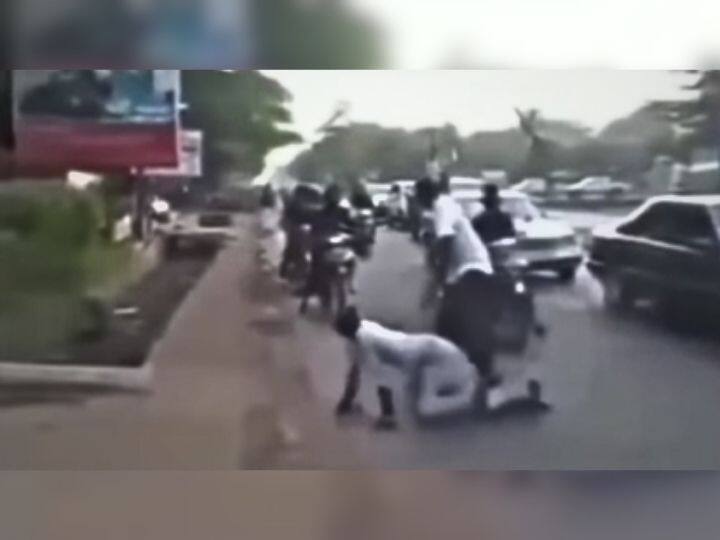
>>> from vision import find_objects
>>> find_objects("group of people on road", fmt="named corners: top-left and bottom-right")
top-left (333, 173), bottom-right (549, 430)
top-left (257, 176), bottom-right (549, 431)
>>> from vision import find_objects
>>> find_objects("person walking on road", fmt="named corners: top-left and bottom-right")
top-left (415, 177), bottom-right (503, 386)
top-left (256, 184), bottom-right (286, 274)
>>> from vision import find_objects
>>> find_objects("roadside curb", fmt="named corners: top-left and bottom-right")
top-left (0, 359), bottom-right (154, 391)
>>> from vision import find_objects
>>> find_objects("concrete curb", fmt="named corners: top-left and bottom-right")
top-left (0, 359), bottom-right (154, 391)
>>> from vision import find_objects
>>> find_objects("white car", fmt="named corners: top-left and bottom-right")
top-left (455, 190), bottom-right (584, 281)
top-left (560, 176), bottom-right (631, 199)
top-left (158, 211), bottom-right (238, 255)
top-left (366, 182), bottom-right (392, 207)
top-left (450, 176), bottom-right (485, 192)
top-left (510, 178), bottom-right (548, 196)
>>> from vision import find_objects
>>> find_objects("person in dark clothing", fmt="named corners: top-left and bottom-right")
top-left (301, 183), bottom-right (354, 301)
top-left (350, 183), bottom-right (374, 210)
top-left (471, 183), bottom-right (516, 245)
top-left (279, 187), bottom-right (311, 280)
top-left (415, 178), bottom-right (503, 386)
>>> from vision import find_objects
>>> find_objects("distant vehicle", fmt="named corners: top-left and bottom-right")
top-left (455, 190), bottom-right (583, 281)
top-left (510, 178), bottom-right (548, 196)
top-left (159, 210), bottom-right (238, 256)
top-left (450, 176), bottom-right (485, 192)
top-left (560, 176), bottom-right (631, 200)
top-left (587, 195), bottom-right (720, 320)
top-left (670, 161), bottom-right (720, 194)
top-left (481, 169), bottom-right (509, 188)
top-left (366, 182), bottom-right (392, 207)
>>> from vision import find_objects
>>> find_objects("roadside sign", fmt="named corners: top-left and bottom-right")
top-left (145, 130), bottom-right (203, 178)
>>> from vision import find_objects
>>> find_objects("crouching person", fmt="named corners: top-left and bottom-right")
top-left (333, 307), bottom-right (483, 429)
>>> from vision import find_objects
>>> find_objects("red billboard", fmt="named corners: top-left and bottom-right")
top-left (12, 70), bottom-right (180, 171)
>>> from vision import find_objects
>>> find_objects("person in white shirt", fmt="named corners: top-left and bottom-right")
top-left (334, 307), bottom-right (550, 430)
top-left (334, 307), bottom-right (482, 429)
top-left (415, 176), bottom-right (503, 385)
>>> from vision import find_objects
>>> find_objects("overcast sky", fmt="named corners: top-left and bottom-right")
top-left (259, 70), bottom-right (690, 175)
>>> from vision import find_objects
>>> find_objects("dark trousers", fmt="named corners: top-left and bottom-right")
top-left (436, 270), bottom-right (502, 379)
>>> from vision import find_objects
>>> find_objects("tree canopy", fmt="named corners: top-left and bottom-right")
top-left (182, 70), bottom-right (301, 188)
top-left (650, 70), bottom-right (720, 164)
top-left (289, 109), bottom-right (671, 184)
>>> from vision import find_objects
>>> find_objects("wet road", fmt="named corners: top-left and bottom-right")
top-left (296, 227), bottom-right (720, 469)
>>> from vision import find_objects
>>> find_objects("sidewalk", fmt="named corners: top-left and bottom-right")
top-left (0, 217), bottom-right (361, 469)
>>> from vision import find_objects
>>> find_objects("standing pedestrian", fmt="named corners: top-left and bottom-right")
top-left (414, 177), bottom-right (503, 386)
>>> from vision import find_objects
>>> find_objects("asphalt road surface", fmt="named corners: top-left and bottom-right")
top-left (294, 227), bottom-right (720, 469)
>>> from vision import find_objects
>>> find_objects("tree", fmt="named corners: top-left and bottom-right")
top-left (650, 71), bottom-right (720, 171)
top-left (182, 71), bottom-right (301, 189)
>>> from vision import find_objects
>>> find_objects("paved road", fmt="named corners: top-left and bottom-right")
top-left (295, 228), bottom-right (720, 468)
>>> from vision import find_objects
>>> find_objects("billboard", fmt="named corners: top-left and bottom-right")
top-left (12, 70), bottom-right (180, 170)
top-left (144, 130), bottom-right (203, 178)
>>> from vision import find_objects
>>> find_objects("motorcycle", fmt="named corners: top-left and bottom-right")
top-left (487, 238), bottom-right (537, 353)
top-left (350, 207), bottom-right (376, 258)
top-left (282, 223), bottom-right (313, 285)
top-left (299, 232), bottom-right (357, 317)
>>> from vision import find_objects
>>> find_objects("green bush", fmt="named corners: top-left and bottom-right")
top-left (0, 185), bottom-right (134, 358)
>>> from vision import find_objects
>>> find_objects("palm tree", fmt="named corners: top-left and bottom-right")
top-left (650, 70), bottom-right (720, 183)
top-left (515, 108), bottom-right (558, 181)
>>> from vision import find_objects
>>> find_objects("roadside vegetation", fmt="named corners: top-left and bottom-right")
top-left (0, 183), bottom-right (143, 359)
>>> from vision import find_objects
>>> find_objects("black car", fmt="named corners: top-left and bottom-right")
top-left (587, 195), bottom-right (720, 320)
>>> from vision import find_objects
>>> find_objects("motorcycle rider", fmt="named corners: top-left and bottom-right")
top-left (279, 185), bottom-right (313, 281)
top-left (472, 183), bottom-right (516, 245)
top-left (415, 176), bottom-right (503, 386)
top-left (350, 181), bottom-right (375, 210)
top-left (302, 183), bottom-right (355, 301)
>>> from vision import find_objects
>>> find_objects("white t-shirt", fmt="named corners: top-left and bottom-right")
top-left (350, 320), bottom-right (475, 384)
top-left (433, 194), bottom-right (493, 283)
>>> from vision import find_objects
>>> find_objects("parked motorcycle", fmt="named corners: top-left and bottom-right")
top-left (487, 238), bottom-right (537, 352)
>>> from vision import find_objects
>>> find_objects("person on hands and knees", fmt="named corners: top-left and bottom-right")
top-left (334, 307), bottom-right (486, 428)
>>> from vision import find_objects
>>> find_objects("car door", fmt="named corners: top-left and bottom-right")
top-left (613, 203), bottom-right (673, 293)
top-left (655, 203), bottom-right (720, 303)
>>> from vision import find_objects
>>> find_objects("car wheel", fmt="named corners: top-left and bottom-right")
top-left (603, 272), bottom-right (634, 311)
top-left (558, 266), bottom-right (577, 283)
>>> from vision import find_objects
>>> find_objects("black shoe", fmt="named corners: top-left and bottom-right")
top-left (335, 401), bottom-right (362, 417)
top-left (374, 415), bottom-right (398, 431)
